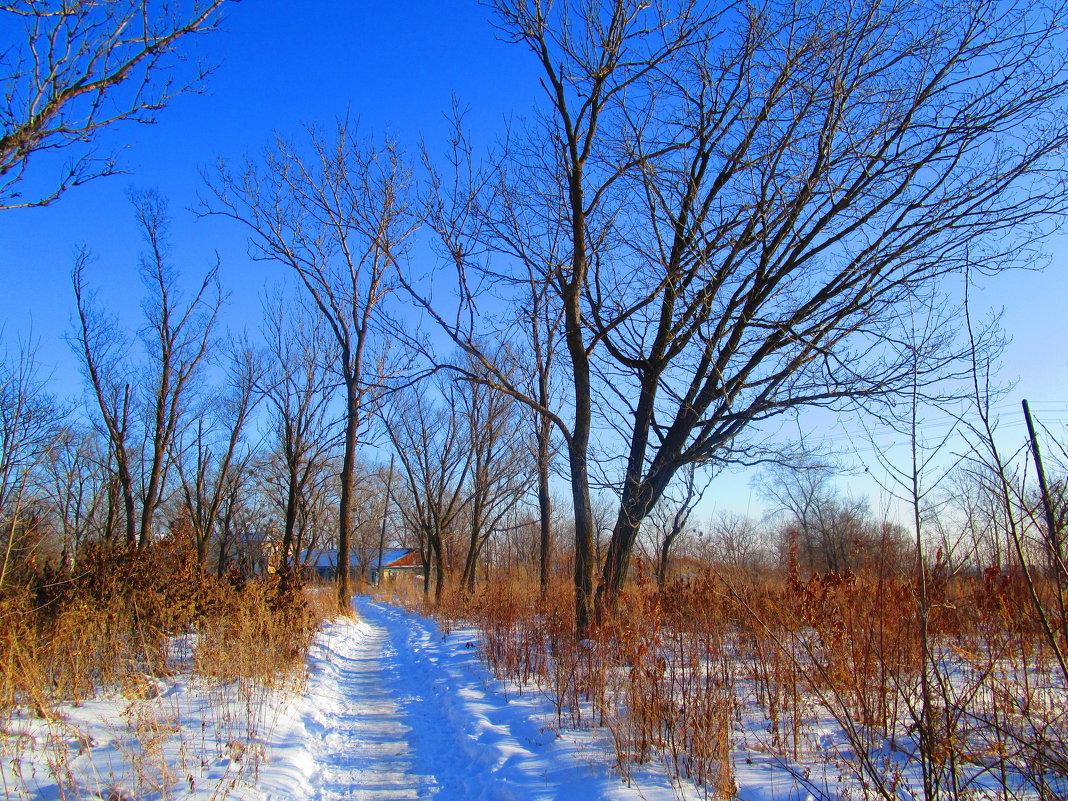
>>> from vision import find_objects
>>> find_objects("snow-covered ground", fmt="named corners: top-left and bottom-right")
top-left (287, 596), bottom-right (707, 800)
top-left (15, 595), bottom-right (1055, 800)
top-left (2, 597), bottom-right (701, 800)
top-left (1, 597), bottom-right (763, 799)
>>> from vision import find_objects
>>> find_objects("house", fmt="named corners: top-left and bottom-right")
top-left (367, 549), bottom-right (422, 585)
top-left (308, 548), bottom-right (347, 580)
top-left (296, 547), bottom-right (423, 583)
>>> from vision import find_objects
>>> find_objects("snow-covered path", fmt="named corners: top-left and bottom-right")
top-left (296, 597), bottom-right (677, 801)
top-left (310, 613), bottom-right (429, 800)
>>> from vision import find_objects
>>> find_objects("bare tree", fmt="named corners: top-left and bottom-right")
top-left (172, 337), bottom-right (262, 565)
top-left (0, 0), bottom-right (227, 209)
top-left (459, 357), bottom-right (533, 593)
top-left (758, 457), bottom-right (841, 573)
top-left (72, 259), bottom-right (136, 546)
top-left (73, 189), bottom-right (221, 548)
top-left (959, 304), bottom-right (1068, 693)
top-left (253, 445), bottom-right (339, 576)
top-left (703, 512), bottom-right (770, 576)
top-left (417, 0), bottom-right (1068, 632)
top-left (0, 339), bottom-right (63, 586)
top-left (0, 339), bottom-right (61, 515)
top-left (645, 463), bottom-right (708, 585)
top-left (205, 122), bottom-right (416, 612)
top-left (42, 424), bottom-right (109, 566)
top-left (383, 379), bottom-right (472, 603)
top-left (210, 456), bottom-right (257, 577)
top-left (485, 140), bottom-right (567, 596)
top-left (759, 460), bottom-right (901, 575)
top-left (258, 293), bottom-right (339, 572)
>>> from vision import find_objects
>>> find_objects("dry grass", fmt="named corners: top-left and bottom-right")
top-left (0, 534), bottom-right (326, 799)
top-left (405, 562), bottom-right (1068, 800)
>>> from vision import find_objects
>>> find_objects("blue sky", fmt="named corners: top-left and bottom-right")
top-left (0, 2), bottom-right (538, 373)
top-left (1, 1), bottom-right (1066, 523)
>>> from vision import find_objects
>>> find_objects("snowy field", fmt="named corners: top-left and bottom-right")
top-left (4, 596), bottom-right (1062, 800)
top-left (1, 598), bottom-right (689, 800)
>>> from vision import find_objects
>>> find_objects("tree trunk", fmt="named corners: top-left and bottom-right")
top-left (656, 530), bottom-right (677, 587)
top-left (460, 491), bottom-right (483, 593)
top-left (115, 386), bottom-right (136, 549)
top-left (196, 528), bottom-right (208, 564)
top-left (431, 532), bottom-right (447, 605)
top-left (597, 468), bottom-right (672, 622)
top-left (336, 383), bottom-right (359, 614)
top-left (536, 412), bottom-right (553, 595)
top-left (464, 533), bottom-right (488, 594)
top-left (564, 218), bottom-right (596, 635)
top-left (569, 441), bottom-right (596, 636)
top-left (119, 461), bottom-right (136, 549)
top-left (103, 477), bottom-right (118, 545)
top-left (281, 457), bottom-right (299, 570)
top-left (421, 542), bottom-right (432, 598)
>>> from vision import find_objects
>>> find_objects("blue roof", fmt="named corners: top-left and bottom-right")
top-left (370, 549), bottom-right (417, 568)
top-left (300, 548), bottom-right (417, 569)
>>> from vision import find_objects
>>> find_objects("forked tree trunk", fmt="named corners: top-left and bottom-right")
top-left (597, 468), bottom-right (673, 622)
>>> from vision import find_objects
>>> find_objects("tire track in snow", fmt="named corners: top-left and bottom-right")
top-left (355, 597), bottom-right (565, 801)
top-left (305, 598), bottom-right (676, 801)
top-left (309, 617), bottom-right (432, 800)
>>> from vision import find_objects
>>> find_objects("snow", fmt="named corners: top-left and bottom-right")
top-left (307, 614), bottom-right (427, 799)
top-left (1, 599), bottom-right (694, 800)
top-left (8, 596), bottom-right (1056, 799)
top-left (304, 597), bottom-right (686, 800)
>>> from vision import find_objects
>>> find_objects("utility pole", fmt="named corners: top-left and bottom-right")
top-left (375, 454), bottom-right (395, 586)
